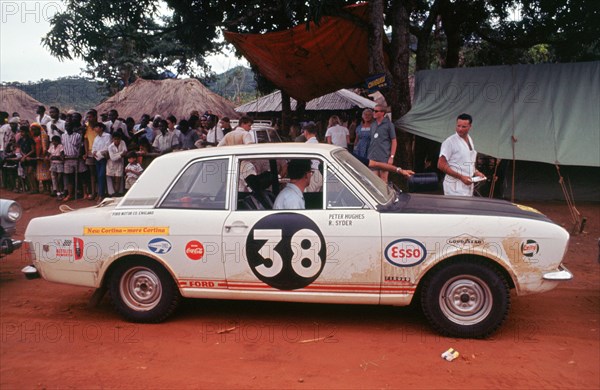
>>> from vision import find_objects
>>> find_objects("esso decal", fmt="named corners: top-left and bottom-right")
top-left (385, 239), bottom-right (427, 267)
top-left (185, 241), bottom-right (205, 260)
top-left (246, 213), bottom-right (326, 290)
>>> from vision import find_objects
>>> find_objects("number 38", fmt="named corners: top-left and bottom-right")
top-left (253, 228), bottom-right (323, 278)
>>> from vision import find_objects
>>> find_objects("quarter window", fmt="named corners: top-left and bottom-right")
top-left (160, 158), bottom-right (229, 210)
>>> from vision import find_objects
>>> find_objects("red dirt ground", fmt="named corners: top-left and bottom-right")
top-left (1, 193), bottom-right (598, 389)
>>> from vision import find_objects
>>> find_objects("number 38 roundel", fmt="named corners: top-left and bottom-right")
top-left (246, 213), bottom-right (327, 290)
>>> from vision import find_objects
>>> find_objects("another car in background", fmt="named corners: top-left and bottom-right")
top-left (0, 199), bottom-right (23, 257)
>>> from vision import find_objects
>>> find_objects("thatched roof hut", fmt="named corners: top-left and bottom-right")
top-left (0, 86), bottom-right (44, 123)
top-left (95, 78), bottom-right (239, 121)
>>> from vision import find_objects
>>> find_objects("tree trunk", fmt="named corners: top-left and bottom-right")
top-left (389, 1), bottom-right (414, 171)
top-left (281, 90), bottom-right (292, 137)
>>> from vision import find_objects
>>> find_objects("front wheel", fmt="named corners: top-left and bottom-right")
top-left (109, 259), bottom-right (181, 323)
top-left (420, 260), bottom-right (510, 338)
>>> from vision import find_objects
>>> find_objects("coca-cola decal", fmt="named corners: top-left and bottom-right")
top-left (185, 240), bottom-right (205, 261)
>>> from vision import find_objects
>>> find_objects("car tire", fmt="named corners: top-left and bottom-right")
top-left (420, 259), bottom-right (510, 338)
top-left (109, 259), bottom-right (181, 323)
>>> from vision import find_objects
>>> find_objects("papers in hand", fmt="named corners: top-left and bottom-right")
top-left (471, 176), bottom-right (486, 183)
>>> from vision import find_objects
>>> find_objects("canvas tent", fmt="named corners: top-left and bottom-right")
top-left (225, 3), bottom-right (385, 103)
top-left (235, 89), bottom-right (376, 114)
top-left (397, 61), bottom-right (600, 201)
top-left (397, 61), bottom-right (600, 167)
top-left (0, 86), bottom-right (44, 123)
top-left (95, 78), bottom-right (238, 121)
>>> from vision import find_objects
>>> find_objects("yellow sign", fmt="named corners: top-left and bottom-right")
top-left (84, 226), bottom-right (170, 235)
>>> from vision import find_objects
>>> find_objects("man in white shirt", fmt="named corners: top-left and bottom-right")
top-left (104, 109), bottom-right (130, 140)
top-left (438, 113), bottom-right (485, 196)
top-left (35, 105), bottom-right (52, 127)
top-left (46, 106), bottom-right (66, 139)
top-left (274, 159), bottom-right (313, 210)
top-left (91, 122), bottom-right (112, 199)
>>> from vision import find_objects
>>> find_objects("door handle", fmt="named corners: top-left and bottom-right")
top-left (224, 221), bottom-right (249, 232)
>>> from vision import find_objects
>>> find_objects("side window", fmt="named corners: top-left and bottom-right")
top-left (160, 158), bottom-right (229, 210)
top-left (326, 169), bottom-right (364, 209)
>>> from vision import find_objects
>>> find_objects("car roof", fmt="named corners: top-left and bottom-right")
top-left (158, 143), bottom-right (343, 160)
top-left (120, 143), bottom-right (346, 206)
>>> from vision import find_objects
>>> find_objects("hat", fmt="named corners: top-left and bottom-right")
top-left (9, 117), bottom-right (19, 124)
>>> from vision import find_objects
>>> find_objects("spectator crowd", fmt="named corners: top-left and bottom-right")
top-left (0, 104), bottom-right (403, 203)
top-left (0, 106), bottom-right (236, 201)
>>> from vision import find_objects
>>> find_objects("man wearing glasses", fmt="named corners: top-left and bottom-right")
top-left (367, 105), bottom-right (397, 182)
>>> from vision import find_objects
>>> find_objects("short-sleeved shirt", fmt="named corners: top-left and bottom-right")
top-left (367, 117), bottom-right (396, 163)
top-left (439, 132), bottom-right (477, 196)
top-left (325, 125), bottom-right (349, 148)
top-left (273, 183), bottom-right (304, 210)
top-left (218, 128), bottom-right (253, 146)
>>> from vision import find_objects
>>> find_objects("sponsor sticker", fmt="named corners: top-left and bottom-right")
top-left (148, 238), bottom-right (172, 254)
top-left (447, 234), bottom-right (484, 249)
top-left (84, 226), bottom-right (169, 236)
top-left (185, 240), bottom-right (205, 261)
top-left (521, 239), bottom-right (539, 257)
top-left (41, 237), bottom-right (84, 260)
top-left (385, 239), bottom-right (427, 267)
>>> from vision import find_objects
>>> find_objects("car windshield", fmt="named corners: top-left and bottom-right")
top-left (332, 149), bottom-right (394, 205)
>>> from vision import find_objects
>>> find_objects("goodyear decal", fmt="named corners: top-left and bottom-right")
top-left (385, 239), bottom-right (427, 267)
top-left (84, 226), bottom-right (169, 235)
top-left (148, 238), bottom-right (172, 254)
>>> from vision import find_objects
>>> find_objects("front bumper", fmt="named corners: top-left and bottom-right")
top-left (543, 264), bottom-right (573, 281)
top-left (0, 237), bottom-right (22, 256)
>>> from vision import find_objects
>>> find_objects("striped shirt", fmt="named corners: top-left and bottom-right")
top-left (61, 132), bottom-right (82, 158)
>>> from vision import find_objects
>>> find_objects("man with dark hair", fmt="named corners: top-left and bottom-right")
top-left (273, 159), bottom-right (313, 210)
top-left (437, 113), bottom-right (485, 196)
top-left (91, 122), bottom-right (111, 200)
top-left (47, 106), bottom-right (65, 139)
top-left (35, 105), bottom-right (51, 127)
top-left (105, 109), bottom-right (130, 140)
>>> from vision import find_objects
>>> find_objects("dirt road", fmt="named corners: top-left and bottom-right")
top-left (1, 193), bottom-right (598, 389)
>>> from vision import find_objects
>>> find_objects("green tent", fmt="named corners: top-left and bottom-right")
top-left (397, 61), bottom-right (600, 168)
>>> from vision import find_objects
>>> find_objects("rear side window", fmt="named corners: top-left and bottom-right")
top-left (160, 158), bottom-right (229, 210)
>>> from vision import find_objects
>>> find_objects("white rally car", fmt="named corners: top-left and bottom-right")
top-left (23, 144), bottom-right (572, 338)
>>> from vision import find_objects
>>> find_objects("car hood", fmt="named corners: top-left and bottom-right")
top-left (383, 193), bottom-right (553, 223)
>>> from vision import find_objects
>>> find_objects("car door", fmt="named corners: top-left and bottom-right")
top-left (222, 155), bottom-right (381, 303)
top-left (152, 157), bottom-right (230, 291)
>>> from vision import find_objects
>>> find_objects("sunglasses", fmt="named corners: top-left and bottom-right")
top-left (373, 110), bottom-right (384, 113)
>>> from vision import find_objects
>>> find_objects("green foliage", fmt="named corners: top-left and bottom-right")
top-left (2, 77), bottom-right (108, 113)
top-left (203, 66), bottom-right (257, 104)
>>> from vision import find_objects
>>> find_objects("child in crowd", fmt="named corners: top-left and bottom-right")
top-left (107, 132), bottom-right (127, 196)
top-left (124, 151), bottom-right (143, 191)
top-left (46, 135), bottom-right (65, 199)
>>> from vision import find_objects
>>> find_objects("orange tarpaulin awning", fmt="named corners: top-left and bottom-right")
top-left (225, 3), bottom-right (382, 102)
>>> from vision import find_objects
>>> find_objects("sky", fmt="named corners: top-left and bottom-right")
top-left (0, 1), bottom-right (247, 83)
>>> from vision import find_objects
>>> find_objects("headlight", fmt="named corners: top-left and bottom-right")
top-left (7, 202), bottom-right (22, 222)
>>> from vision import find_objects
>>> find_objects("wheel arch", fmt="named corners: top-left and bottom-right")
top-left (414, 254), bottom-right (515, 302)
top-left (99, 253), bottom-right (179, 291)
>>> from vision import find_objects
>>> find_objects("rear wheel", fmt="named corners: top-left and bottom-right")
top-left (109, 259), bottom-right (180, 323)
top-left (420, 260), bottom-right (510, 338)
